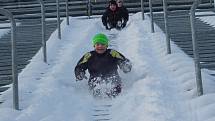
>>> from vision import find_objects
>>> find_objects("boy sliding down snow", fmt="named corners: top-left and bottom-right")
top-left (74, 33), bottom-right (132, 97)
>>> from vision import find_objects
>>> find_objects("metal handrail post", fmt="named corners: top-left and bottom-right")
top-left (214, 0), bottom-right (215, 8)
top-left (66, 0), bottom-right (69, 25)
top-left (38, 0), bottom-right (47, 63)
top-left (56, 0), bottom-right (61, 39)
top-left (141, 0), bottom-right (145, 20)
top-left (163, 0), bottom-right (171, 54)
top-left (87, 0), bottom-right (92, 18)
top-left (0, 9), bottom-right (18, 110)
top-left (149, 0), bottom-right (154, 33)
top-left (190, 0), bottom-right (203, 96)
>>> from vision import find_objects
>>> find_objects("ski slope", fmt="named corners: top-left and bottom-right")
top-left (1, 12), bottom-right (215, 121)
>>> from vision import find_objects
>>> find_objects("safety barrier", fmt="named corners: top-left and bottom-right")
top-left (148, 0), bottom-right (170, 54)
top-left (190, 0), bottom-right (203, 96)
top-left (141, 0), bottom-right (145, 20)
top-left (149, 0), bottom-right (155, 33)
top-left (190, 0), bottom-right (215, 96)
top-left (0, 0), bottom-right (68, 110)
top-left (56, 0), bottom-right (61, 39)
top-left (162, 0), bottom-right (171, 54)
top-left (38, 0), bottom-right (47, 63)
top-left (66, 0), bottom-right (69, 25)
top-left (0, 9), bottom-right (18, 110)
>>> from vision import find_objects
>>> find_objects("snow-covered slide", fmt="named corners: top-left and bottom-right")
top-left (0, 13), bottom-right (215, 121)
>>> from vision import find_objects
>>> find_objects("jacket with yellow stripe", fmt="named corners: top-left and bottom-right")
top-left (74, 49), bottom-right (131, 81)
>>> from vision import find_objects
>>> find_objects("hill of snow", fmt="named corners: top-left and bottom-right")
top-left (0, 12), bottom-right (215, 121)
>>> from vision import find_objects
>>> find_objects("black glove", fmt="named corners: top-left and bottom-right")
top-left (76, 71), bottom-right (87, 81)
top-left (105, 25), bottom-right (111, 30)
top-left (117, 21), bottom-right (122, 27)
top-left (121, 22), bottom-right (126, 28)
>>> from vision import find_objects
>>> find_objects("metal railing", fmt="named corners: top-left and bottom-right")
top-left (190, 0), bottom-right (203, 96)
top-left (141, 0), bottom-right (145, 20)
top-left (158, 0), bottom-right (215, 55)
top-left (0, 9), bottom-right (18, 110)
top-left (66, 0), bottom-right (69, 25)
top-left (38, 0), bottom-right (47, 63)
top-left (56, 0), bottom-right (61, 39)
top-left (0, 0), bottom-right (73, 110)
top-left (87, 0), bottom-right (92, 18)
top-left (190, 0), bottom-right (215, 96)
top-left (150, 0), bottom-right (212, 96)
top-left (214, 0), bottom-right (215, 8)
top-left (149, 0), bottom-right (171, 54)
top-left (162, 0), bottom-right (171, 54)
top-left (149, 0), bottom-right (155, 33)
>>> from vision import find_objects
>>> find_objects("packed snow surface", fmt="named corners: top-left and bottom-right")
top-left (0, 12), bottom-right (215, 121)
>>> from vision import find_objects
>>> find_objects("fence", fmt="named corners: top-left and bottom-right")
top-left (0, 8), bottom-right (18, 110)
top-left (0, 0), bottom-right (70, 110)
top-left (148, 0), bottom-right (215, 96)
top-left (190, 0), bottom-right (215, 96)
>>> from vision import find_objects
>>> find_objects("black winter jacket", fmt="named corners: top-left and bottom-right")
top-left (118, 6), bottom-right (129, 23)
top-left (75, 49), bottom-right (131, 82)
top-left (102, 7), bottom-right (123, 28)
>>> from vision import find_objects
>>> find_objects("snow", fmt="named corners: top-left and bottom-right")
top-left (197, 11), bottom-right (215, 27)
top-left (0, 22), bottom-right (20, 38)
top-left (0, 23), bottom-right (11, 38)
top-left (0, 12), bottom-right (215, 121)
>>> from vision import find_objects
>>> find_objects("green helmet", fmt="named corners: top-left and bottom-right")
top-left (92, 33), bottom-right (109, 46)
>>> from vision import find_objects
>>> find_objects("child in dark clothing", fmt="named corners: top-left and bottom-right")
top-left (102, 0), bottom-right (124, 30)
top-left (117, 0), bottom-right (129, 28)
top-left (74, 33), bottom-right (132, 97)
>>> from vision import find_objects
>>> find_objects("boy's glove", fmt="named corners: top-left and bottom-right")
top-left (119, 60), bottom-right (132, 73)
top-left (76, 71), bottom-right (87, 81)
top-left (122, 62), bottom-right (132, 73)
